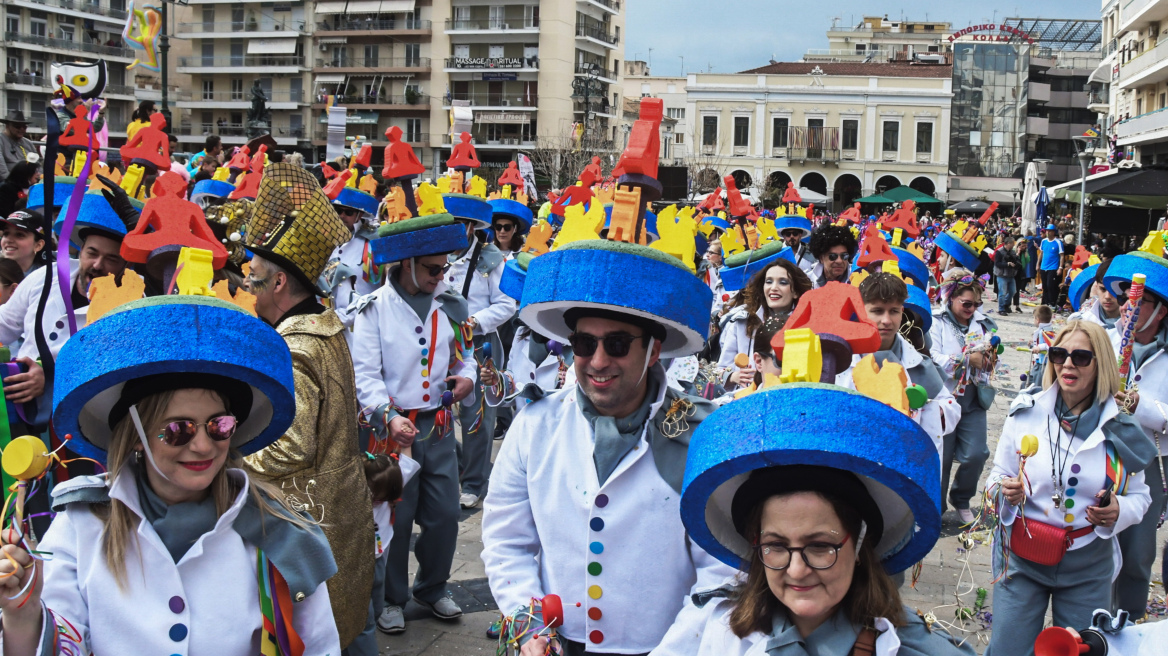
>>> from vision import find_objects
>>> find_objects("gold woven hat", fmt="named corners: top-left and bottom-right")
top-left (245, 163), bottom-right (351, 294)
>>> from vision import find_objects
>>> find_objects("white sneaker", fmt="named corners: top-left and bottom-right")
top-left (377, 605), bottom-right (405, 634)
top-left (957, 508), bottom-right (975, 524)
top-left (460, 492), bottom-right (481, 508)
top-left (415, 594), bottom-right (463, 619)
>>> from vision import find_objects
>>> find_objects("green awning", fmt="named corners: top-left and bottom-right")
top-left (882, 185), bottom-right (943, 204)
top-left (854, 194), bottom-right (896, 204)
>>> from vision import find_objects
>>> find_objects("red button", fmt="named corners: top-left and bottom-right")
top-left (422, 394), bottom-right (430, 402)
top-left (422, 381), bottom-right (430, 389)
top-left (587, 607), bottom-right (602, 621)
top-left (589, 630), bottom-right (604, 644)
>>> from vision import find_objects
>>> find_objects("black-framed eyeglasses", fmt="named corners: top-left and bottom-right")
top-left (492, 222), bottom-right (516, 232)
top-left (568, 331), bottom-right (644, 358)
top-left (824, 252), bottom-right (851, 262)
top-left (336, 206), bottom-right (361, 216)
top-left (420, 262), bottom-right (452, 277)
top-left (1049, 347), bottom-right (1095, 367)
top-left (754, 534), bottom-right (850, 571)
top-left (156, 415), bottom-right (239, 447)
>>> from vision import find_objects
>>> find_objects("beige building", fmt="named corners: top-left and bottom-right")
top-left (685, 62), bottom-right (952, 208)
top-left (1110, 0), bottom-right (1168, 163)
top-left (806, 15), bottom-right (953, 63)
top-left (621, 61), bottom-right (687, 163)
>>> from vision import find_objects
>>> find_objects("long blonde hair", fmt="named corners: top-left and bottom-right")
top-left (98, 388), bottom-right (309, 587)
top-left (1042, 320), bottom-right (1121, 405)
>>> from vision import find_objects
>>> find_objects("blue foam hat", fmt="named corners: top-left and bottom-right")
top-left (443, 193), bottom-right (493, 229)
top-left (773, 215), bottom-right (813, 240)
top-left (500, 258), bottom-right (526, 301)
top-left (1103, 251), bottom-right (1168, 305)
top-left (719, 242), bottom-right (796, 292)
top-left (519, 240), bottom-right (713, 357)
top-left (489, 198), bottom-right (534, 230)
top-left (905, 284), bottom-right (933, 332)
top-left (1069, 263), bottom-right (1101, 312)
top-left (701, 213), bottom-right (731, 231)
top-left (369, 214), bottom-right (469, 265)
top-left (53, 296), bottom-right (297, 464)
top-left (889, 247), bottom-right (929, 291)
top-left (934, 231), bottom-right (981, 271)
top-left (27, 178), bottom-right (79, 212)
top-left (680, 384), bottom-right (941, 574)
top-left (53, 192), bottom-right (127, 248)
top-left (190, 179), bottom-right (235, 207)
top-left (333, 187), bottom-right (379, 221)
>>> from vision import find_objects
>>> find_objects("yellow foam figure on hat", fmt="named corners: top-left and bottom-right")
top-left (212, 167), bottom-right (231, 182)
top-left (55, 153), bottom-right (67, 176)
top-left (416, 182), bottom-right (446, 216)
top-left (435, 175), bottom-right (451, 193)
top-left (69, 150), bottom-right (89, 177)
top-left (359, 174), bottom-right (378, 195)
top-left (881, 260), bottom-right (903, 278)
top-left (720, 223), bottom-right (747, 257)
top-left (778, 328), bottom-right (822, 384)
top-left (852, 354), bottom-right (911, 415)
top-left (756, 216), bottom-right (780, 245)
top-left (553, 202), bottom-right (605, 250)
top-left (175, 247), bottom-right (217, 297)
top-left (907, 241), bottom-right (925, 260)
top-left (467, 175), bottom-right (488, 199)
top-left (1138, 230), bottom-right (1167, 257)
top-left (651, 205), bottom-right (698, 273)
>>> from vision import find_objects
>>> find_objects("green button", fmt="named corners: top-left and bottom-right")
top-left (1064, 499), bottom-right (1074, 509)
top-left (588, 562), bottom-right (602, 576)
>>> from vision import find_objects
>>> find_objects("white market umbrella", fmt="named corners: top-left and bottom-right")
top-left (1020, 162), bottom-right (1038, 236)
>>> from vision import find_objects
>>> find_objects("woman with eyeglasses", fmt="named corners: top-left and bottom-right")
top-left (0, 296), bottom-right (340, 655)
top-left (985, 321), bottom-right (1154, 656)
top-left (717, 259), bottom-right (812, 389)
top-left (928, 268), bottom-right (998, 524)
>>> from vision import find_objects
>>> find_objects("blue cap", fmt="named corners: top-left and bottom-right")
top-left (53, 192), bottom-right (126, 248)
top-left (333, 187), bottom-right (379, 220)
top-left (489, 198), bottom-right (534, 230)
top-left (1045, 223), bottom-right (1058, 232)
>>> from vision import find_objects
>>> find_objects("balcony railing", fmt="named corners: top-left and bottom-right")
top-left (3, 73), bottom-right (48, 87)
top-left (316, 18), bottom-right (430, 32)
top-left (574, 63), bottom-right (615, 79)
top-left (787, 126), bottom-right (841, 162)
top-left (178, 90), bottom-right (306, 103)
top-left (445, 57), bottom-right (533, 70)
top-left (314, 93), bottom-right (429, 106)
top-left (1119, 36), bottom-right (1168, 85)
top-left (441, 133), bottom-right (536, 147)
top-left (575, 24), bottom-right (617, 45)
top-left (581, 0), bottom-right (620, 11)
top-left (1087, 89), bottom-right (1109, 106)
top-left (1103, 38), bottom-right (1118, 58)
top-left (5, 31), bottom-right (133, 57)
top-left (1115, 108), bottom-right (1168, 141)
top-left (178, 55), bottom-right (306, 68)
top-left (105, 84), bottom-right (139, 95)
top-left (178, 121), bottom-right (307, 140)
top-left (175, 20), bottom-right (306, 34)
top-left (444, 18), bottom-right (538, 30)
top-left (20, 0), bottom-right (128, 20)
top-left (315, 56), bottom-right (429, 69)
top-left (314, 129), bottom-right (430, 143)
top-left (444, 92), bottom-right (537, 107)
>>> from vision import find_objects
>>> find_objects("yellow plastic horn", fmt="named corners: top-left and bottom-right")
top-left (1019, 434), bottom-right (1039, 459)
top-left (2, 435), bottom-right (51, 481)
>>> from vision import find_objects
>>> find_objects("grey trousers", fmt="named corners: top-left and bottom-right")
top-left (345, 553), bottom-right (388, 656)
top-left (942, 401), bottom-right (989, 510)
top-left (458, 332), bottom-right (500, 497)
top-left (1114, 455), bottom-right (1167, 619)
top-left (987, 534), bottom-right (1114, 656)
top-left (385, 409), bottom-right (461, 605)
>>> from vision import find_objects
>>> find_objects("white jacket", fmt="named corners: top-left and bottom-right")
top-left (929, 308), bottom-right (994, 396)
top-left (717, 307), bottom-right (764, 370)
top-left (1110, 330), bottom-right (1168, 456)
top-left (481, 371), bottom-right (736, 654)
top-left (483, 329), bottom-right (576, 409)
top-left (326, 235), bottom-right (383, 339)
top-left (351, 279), bottom-right (477, 413)
top-left (446, 235), bottom-right (517, 335)
top-left (20, 469), bottom-right (339, 655)
top-left (988, 386), bottom-right (1151, 572)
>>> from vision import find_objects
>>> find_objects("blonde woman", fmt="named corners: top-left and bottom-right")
top-left (985, 321), bottom-right (1155, 655)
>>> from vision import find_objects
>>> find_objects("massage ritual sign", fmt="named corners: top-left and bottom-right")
top-left (949, 24), bottom-right (1036, 44)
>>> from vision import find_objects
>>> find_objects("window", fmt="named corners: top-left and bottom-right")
top-left (842, 119), bottom-right (858, 150)
top-left (733, 116), bottom-right (749, 147)
top-left (290, 77), bottom-right (302, 103)
top-left (453, 6), bottom-right (470, 28)
top-left (30, 18), bottom-right (46, 38)
top-left (915, 122), bottom-right (933, 154)
top-left (488, 44), bottom-right (504, 59)
top-left (364, 44), bottom-right (379, 66)
top-left (200, 111), bottom-right (213, 133)
top-left (881, 121), bottom-right (899, 152)
top-left (702, 115), bottom-right (717, 146)
top-left (231, 39), bottom-right (244, 65)
top-left (231, 78), bottom-right (243, 101)
top-left (231, 6), bottom-right (244, 30)
top-left (6, 10), bottom-right (19, 34)
top-left (405, 43), bottom-right (420, 66)
top-left (6, 94), bottom-right (20, 115)
top-left (6, 57), bottom-right (19, 74)
top-left (772, 117), bottom-right (788, 147)
top-left (202, 79), bottom-right (214, 101)
top-left (202, 7), bottom-right (214, 30)
top-left (666, 107), bottom-right (685, 119)
top-left (406, 118), bottom-right (421, 142)
top-left (641, 82), bottom-right (650, 96)
top-left (674, 132), bottom-right (684, 144)
top-left (28, 60), bottom-right (43, 77)
top-left (524, 5), bottom-right (539, 28)
top-left (289, 114), bottom-right (302, 137)
top-left (489, 5), bottom-right (505, 29)
top-left (454, 44), bottom-right (470, 59)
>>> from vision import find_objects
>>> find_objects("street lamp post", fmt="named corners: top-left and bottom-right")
top-left (1071, 136), bottom-right (1095, 246)
top-left (159, 0), bottom-right (172, 126)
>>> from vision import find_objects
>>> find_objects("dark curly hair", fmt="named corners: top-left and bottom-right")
top-left (809, 224), bottom-right (858, 260)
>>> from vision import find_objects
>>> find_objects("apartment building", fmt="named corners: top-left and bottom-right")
top-left (1, 0), bottom-right (164, 145)
top-left (1110, 0), bottom-right (1168, 164)
top-left (621, 60), bottom-right (687, 163)
top-left (805, 15), bottom-right (953, 63)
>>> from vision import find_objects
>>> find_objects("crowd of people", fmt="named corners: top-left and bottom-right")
top-left (0, 90), bottom-right (1161, 656)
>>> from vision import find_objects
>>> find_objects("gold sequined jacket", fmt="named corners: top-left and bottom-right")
top-left (243, 308), bottom-right (374, 647)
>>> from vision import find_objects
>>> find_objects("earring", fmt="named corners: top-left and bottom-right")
top-left (135, 450), bottom-right (144, 464)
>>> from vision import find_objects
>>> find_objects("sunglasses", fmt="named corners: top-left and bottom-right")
top-left (156, 415), bottom-right (239, 447)
top-left (337, 207), bottom-right (360, 216)
top-left (420, 262), bottom-right (452, 277)
top-left (568, 331), bottom-right (644, 358)
top-left (781, 230), bottom-right (803, 238)
top-left (955, 299), bottom-right (978, 310)
top-left (492, 223), bottom-right (516, 232)
top-left (1048, 347), bottom-right (1095, 367)
top-left (824, 252), bottom-right (851, 262)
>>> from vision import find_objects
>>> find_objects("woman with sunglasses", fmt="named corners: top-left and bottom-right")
top-left (0, 296), bottom-right (340, 655)
top-left (985, 321), bottom-right (1154, 655)
top-left (928, 268), bottom-right (998, 524)
top-left (717, 260), bottom-right (812, 388)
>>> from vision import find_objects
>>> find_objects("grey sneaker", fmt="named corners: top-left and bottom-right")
top-left (414, 594), bottom-right (463, 619)
top-left (460, 492), bottom-right (481, 509)
top-left (377, 605), bottom-right (405, 634)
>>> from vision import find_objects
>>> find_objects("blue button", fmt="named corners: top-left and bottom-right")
top-left (49, 332), bottom-right (57, 341)
top-left (169, 623), bottom-right (188, 641)
top-left (590, 517), bottom-right (604, 532)
top-left (1068, 477), bottom-right (1079, 487)
top-left (1066, 488), bottom-right (1076, 497)
top-left (589, 541), bottom-right (604, 554)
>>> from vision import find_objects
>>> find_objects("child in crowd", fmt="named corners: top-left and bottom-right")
top-left (1026, 304), bottom-right (1055, 388)
top-left (359, 449), bottom-right (419, 643)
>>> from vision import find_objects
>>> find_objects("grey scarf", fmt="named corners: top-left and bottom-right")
top-left (136, 463), bottom-right (219, 563)
top-left (578, 378), bottom-right (658, 486)
top-left (1130, 324), bottom-right (1168, 374)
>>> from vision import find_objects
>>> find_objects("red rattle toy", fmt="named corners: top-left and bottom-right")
top-left (1034, 626), bottom-right (1107, 656)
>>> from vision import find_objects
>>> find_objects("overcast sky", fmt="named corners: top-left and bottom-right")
top-left (625, 1), bottom-right (1103, 75)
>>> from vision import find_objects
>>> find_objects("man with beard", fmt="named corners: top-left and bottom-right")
top-left (808, 223), bottom-right (857, 288)
top-left (775, 212), bottom-right (816, 278)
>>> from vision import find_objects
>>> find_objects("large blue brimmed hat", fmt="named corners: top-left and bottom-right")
top-left (1069, 263), bottom-right (1101, 312)
top-left (1103, 251), bottom-right (1168, 304)
top-left (191, 179), bottom-right (235, 207)
top-left (490, 198), bottom-right (533, 231)
top-left (773, 215), bottom-right (813, 240)
top-left (934, 230), bottom-right (981, 271)
top-left (719, 241), bottom-right (796, 292)
top-left (369, 213), bottom-right (468, 265)
top-left (905, 284), bottom-right (933, 332)
top-left (444, 193), bottom-right (493, 230)
top-left (681, 384), bottom-right (941, 574)
top-left (27, 178), bottom-right (79, 212)
top-left (890, 246), bottom-right (929, 291)
top-left (53, 192), bottom-right (128, 248)
top-left (332, 187), bottom-right (379, 221)
top-left (53, 296), bottom-right (296, 463)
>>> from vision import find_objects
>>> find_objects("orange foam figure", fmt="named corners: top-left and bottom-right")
top-left (781, 182), bottom-right (802, 204)
top-left (320, 162), bottom-right (339, 180)
top-left (520, 221), bottom-right (553, 256)
top-left (724, 175), bottom-right (753, 218)
top-left (852, 355), bottom-right (911, 415)
top-left (350, 144), bottom-right (372, 170)
top-left (323, 169), bottom-right (354, 200)
top-left (607, 186), bottom-right (645, 244)
top-left (87, 270), bottom-right (146, 323)
top-left (59, 104), bottom-right (93, 148)
top-left (118, 111), bottom-right (170, 170)
top-left (976, 201), bottom-right (999, 226)
top-left (383, 187), bottom-right (412, 223)
top-left (1071, 244), bottom-right (1092, 270)
top-left (840, 203), bottom-right (862, 224)
top-left (229, 145), bottom-right (267, 201)
top-left (613, 97), bottom-right (663, 179)
top-left (883, 200), bottom-right (921, 238)
top-left (772, 282), bottom-right (880, 360)
top-left (447, 131), bottom-right (481, 170)
top-left (383, 126), bottom-right (425, 179)
top-left (498, 161), bottom-right (525, 188)
top-left (121, 173), bottom-right (229, 269)
top-left (855, 224), bottom-right (899, 268)
top-left (227, 146), bottom-right (252, 172)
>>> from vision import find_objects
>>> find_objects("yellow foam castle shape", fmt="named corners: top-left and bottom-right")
top-left (852, 354), bottom-right (910, 415)
top-left (650, 205), bottom-right (698, 273)
top-left (87, 270), bottom-right (146, 323)
top-left (175, 247), bottom-right (217, 297)
top-left (416, 182), bottom-right (447, 215)
top-left (607, 185), bottom-right (645, 244)
top-left (553, 202), bottom-right (605, 250)
top-left (778, 328), bottom-right (823, 384)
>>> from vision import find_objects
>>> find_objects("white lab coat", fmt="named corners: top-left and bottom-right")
top-left (1110, 330), bottom-right (1168, 456)
top-left (988, 386), bottom-right (1151, 574)
top-left (790, 244), bottom-right (817, 279)
top-left (835, 334), bottom-right (960, 463)
top-left (326, 234), bottom-right (383, 339)
top-left (481, 368), bottom-right (737, 654)
top-left (445, 235), bottom-right (517, 335)
top-left (20, 469), bottom-right (339, 655)
top-left (351, 279), bottom-right (477, 413)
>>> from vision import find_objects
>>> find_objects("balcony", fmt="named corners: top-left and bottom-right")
top-left (575, 24), bottom-right (618, 48)
top-left (443, 92), bottom-right (537, 108)
top-left (787, 126), bottom-right (840, 162)
top-left (1118, 34), bottom-right (1168, 89)
top-left (574, 63), bottom-right (617, 84)
top-left (578, 0), bottom-right (620, 14)
top-left (1049, 91), bottom-right (1089, 108)
top-left (316, 18), bottom-right (430, 34)
top-left (4, 31), bottom-right (133, 59)
top-left (314, 56), bottom-right (430, 73)
top-left (1026, 116), bottom-right (1050, 136)
top-left (1115, 109), bottom-right (1168, 145)
top-left (1087, 89), bottom-right (1109, 113)
top-left (175, 121), bottom-right (306, 145)
top-left (177, 90), bottom-right (307, 109)
top-left (311, 94), bottom-right (430, 110)
top-left (573, 101), bottom-right (615, 119)
top-left (445, 57), bottom-right (536, 72)
top-left (444, 18), bottom-right (538, 33)
top-left (1118, 0), bottom-right (1168, 34)
top-left (175, 21), bottom-right (305, 38)
top-left (178, 55), bottom-right (306, 74)
top-left (803, 48), bottom-right (893, 62)
top-left (2, 73), bottom-right (48, 90)
top-left (9, 0), bottom-right (127, 23)
top-left (1028, 81), bottom-right (1050, 103)
top-left (440, 133), bottom-right (535, 149)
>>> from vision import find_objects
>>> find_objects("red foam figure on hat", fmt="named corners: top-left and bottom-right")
top-left (613, 97), bottom-right (663, 179)
top-left (610, 160), bottom-right (626, 179)
top-left (559, 183), bottom-right (593, 208)
top-left (447, 131), bottom-right (481, 170)
top-left (320, 162), bottom-right (339, 180)
top-left (976, 201), bottom-right (999, 226)
top-left (699, 188), bottom-right (725, 213)
top-left (383, 126), bottom-right (425, 179)
top-left (724, 175), bottom-right (753, 218)
top-left (772, 282), bottom-right (880, 359)
top-left (1071, 245), bottom-right (1092, 270)
top-left (855, 224), bottom-right (899, 268)
top-left (59, 104), bottom-right (93, 148)
top-left (350, 144), bottom-right (372, 170)
top-left (324, 169), bottom-right (354, 200)
top-left (781, 182), bottom-right (802, 204)
top-left (121, 173), bottom-right (228, 269)
top-left (883, 200), bottom-right (921, 238)
top-left (583, 156), bottom-right (602, 182)
top-left (229, 145), bottom-right (267, 200)
top-left (227, 146), bottom-right (251, 172)
top-left (498, 162), bottom-right (524, 188)
top-left (840, 203), bottom-right (862, 224)
top-left (119, 111), bottom-right (170, 170)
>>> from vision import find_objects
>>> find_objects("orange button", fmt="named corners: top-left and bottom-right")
top-left (587, 607), bottom-right (602, 621)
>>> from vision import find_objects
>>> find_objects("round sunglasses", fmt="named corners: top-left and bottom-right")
top-left (156, 415), bottom-right (239, 447)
